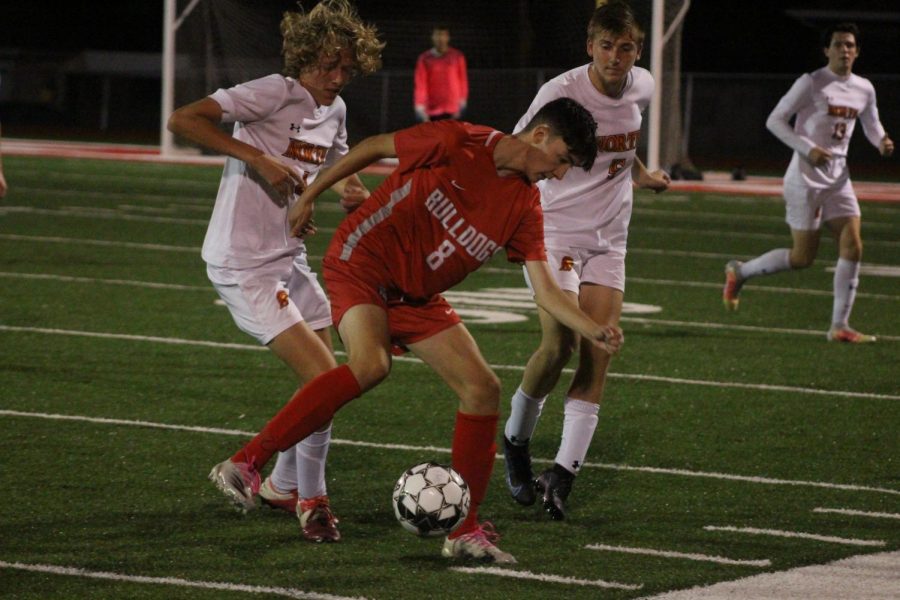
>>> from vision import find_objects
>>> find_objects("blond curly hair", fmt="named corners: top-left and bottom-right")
top-left (281, 0), bottom-right (384, 78)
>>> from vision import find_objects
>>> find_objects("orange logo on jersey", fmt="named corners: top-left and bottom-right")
top-left (597, 129), bottom-right (641, 152)
top-left (607, 158), bottom-right (627, 180)
top-left (559, 256), bottom-right (575, 271)
top-left (276, 290), bottom-right (289, 309)
top-left (282, 139), bottom-right (329, 164)
top-left (827, 105), bottom-right (858, 119)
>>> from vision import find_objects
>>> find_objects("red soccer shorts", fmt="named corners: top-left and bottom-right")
top-left (323, 258), bottom-right (462, 351)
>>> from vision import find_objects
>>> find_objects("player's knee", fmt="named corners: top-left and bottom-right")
top-left (537, 339), bottom-right (575, 370)
top-left (789, 252), bottom-right (815, 269)
top-left (349, 353), bottom-right (392, 390)
top-left (462, 372), bottom-right (501, 412)
top-left (842, 238), bottom-right (863, 261)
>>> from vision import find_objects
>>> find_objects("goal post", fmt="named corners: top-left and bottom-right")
top-left (647, 0), bottom-right (692, 173)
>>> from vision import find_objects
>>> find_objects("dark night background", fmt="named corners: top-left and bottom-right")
top-left (0, 0), bottom-right (896, 174)
top-left (2, 0), bottom-right (897, 72)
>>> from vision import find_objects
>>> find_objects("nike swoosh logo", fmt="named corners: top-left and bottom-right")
top-left (450, 180), bottom-right (465, 190)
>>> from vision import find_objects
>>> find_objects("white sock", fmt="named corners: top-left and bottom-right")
top-left (295, 422), bottom-right (332, 499)
top-left (269, 449), bottom-right (298, 493)
top-left (831, 258), bottom-right (860, 329)
top-left (738, 248), bottom-right (792, 280)
top-left (504, 386), bottom-right (547, 445)
top-left (554, 397), bottom-right (599, 475)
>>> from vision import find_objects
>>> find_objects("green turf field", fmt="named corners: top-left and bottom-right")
top-left (1, 155), bottom-right (897, 599)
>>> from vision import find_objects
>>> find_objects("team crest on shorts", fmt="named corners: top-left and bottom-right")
top-left (276, 290), bottom-right (289, 309)
top-left (559, 256), bottom-right (575, 272)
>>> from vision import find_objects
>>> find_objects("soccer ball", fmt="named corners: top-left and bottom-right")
top-left (392, 462), bottom-right (470, 537)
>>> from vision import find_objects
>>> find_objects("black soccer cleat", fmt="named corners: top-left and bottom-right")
top-left (534, 464), bottom-right (574, 521)
top-left (503, 436), bottom-right (536, 506)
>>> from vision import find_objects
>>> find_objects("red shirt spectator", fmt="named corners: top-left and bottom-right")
top-left (414, 26), bottom-right (468, 121)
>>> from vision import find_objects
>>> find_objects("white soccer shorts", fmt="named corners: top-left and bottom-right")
top-left (524, 245), bottom-right (626, 295)
top-left (207, 254), bottom-right (332, 345)
top-left (783, 180), bottom-right (860, 231)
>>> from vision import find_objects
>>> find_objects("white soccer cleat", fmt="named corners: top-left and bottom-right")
top-left (208, 459), bottom-right (260, 513)
top-left (441, 522), bottom-right (516, 564)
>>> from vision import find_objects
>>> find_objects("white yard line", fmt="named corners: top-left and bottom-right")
top-left (634, 207), bottom-right (895, 230)
top-left (2, 325), bottom-right (898, 401)
top-left (584, 543), bottom-right (771, 567)
top-left (639, 225), bottom-right (900, 248)
top-left (0, 233), bottom-right (199, 252)
top-left (639, 550), bottom-right (900, 600)
top-left (627, 276), bottom-right (900, 301)
top-left (703, 526), bottom-right (886, 547)
top-left (0, 560), bottom-right (365, 600)
top-left (813, 507), bottom-right (900, 520)
top-left (2, 324), bottom-right (897, 400)
top-left (3, 266), bottom-right (899, 306)
top-left (1, 409), bottom-right (897, 497)
top-left (0, 205), bottom-right (207, 225)
top-left (449, 566), bottom-right (642, 590)
top-left (0, 272), bottom-right (210, 291)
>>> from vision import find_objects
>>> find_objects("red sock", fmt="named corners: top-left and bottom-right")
top-left (232, 364), bottom-right (361, 470)
top-left (448, 411), bottom-right (498, 539)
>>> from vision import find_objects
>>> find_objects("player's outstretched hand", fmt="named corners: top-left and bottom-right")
top-left (880, 136), bottom-right (894, 158)
top-left (640, 169), bottom-right (671, 193)
top-left (340, 179), bottom-right (370, 213)
top-left (592, 325), bottom-right (624, 355)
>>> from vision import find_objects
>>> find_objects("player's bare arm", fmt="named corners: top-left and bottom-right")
top-left (289, 133), bottom-right (396, 236)
top-left (632, 155), bottom-right (670, 192)
top-left (525, 259), bottom-right (624, 355)
top-left (167, 97), bottom-right (303, 198)
top-left (329, 173), bottom-right (370, 213)
top-left (880, 135), bottom-right (894, 157)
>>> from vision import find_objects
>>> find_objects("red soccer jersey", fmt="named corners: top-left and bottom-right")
top-left (414, 48), bottom-right (468, 116)
top-left (324, 120), bottom-right (546, 300)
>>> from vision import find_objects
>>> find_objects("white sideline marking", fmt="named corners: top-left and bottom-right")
top-left (449, 566), bottom-right (642, 590)
top-left (639, 225), bottom-right (900, 248)
top-left (703, 526), bottom-right (886, 547)
top-left (627, 276), bottom-right (900, 301)
top-left (0, 271), bottom-right (210, 291)
top-left (813, 507), bottom-right (900, 520)
top-left (0, 233), bottom-right (199, 253)
top-left (634, 207), bottom-right (895, 230)
top-left (0, 205), bottom-right (208, 225)
top-left (639, 550), bottom-right (900, 600)
top-left (1, 409), bottom-right (898, 497)
top-left (4, 233), bottom-right (898, 302)
top-left (2, 325), bottom-right (898, 402)
top-left (584, 543), bottom-right (771, 567)
top-left (827, 264), bottom-right (900, 278)
top-left (0, 560), bottom-right (366, 600)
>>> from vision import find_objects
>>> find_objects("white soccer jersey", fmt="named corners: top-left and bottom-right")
top-left (767, 66), bottom-right (886, 189)
top-left (514, 65), bottom-right (654, 251)
top-left (202, 74), bottom-right (349, 269)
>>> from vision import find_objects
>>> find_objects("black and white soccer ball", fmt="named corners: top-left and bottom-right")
top-left (392, 462), bottom-right (470, 537)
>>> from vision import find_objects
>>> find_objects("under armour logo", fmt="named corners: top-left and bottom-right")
top-left (290, 123), bottom-right (303, 132)
top-left (571, 460), bottom-right (581, 471)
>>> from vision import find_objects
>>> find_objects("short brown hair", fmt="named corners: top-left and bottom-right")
top-left (281, 0), bottom-right (384, 78)
top-left (588, 1), bottom-right (645, 45)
